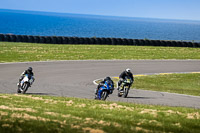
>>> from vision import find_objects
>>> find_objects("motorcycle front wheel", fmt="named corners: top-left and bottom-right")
top-left (22, 83), bottom-right (29, 94)
top-left (123, 87), bottom-right (129, 98)
top-left (100, 91), bottom-right (109, 100)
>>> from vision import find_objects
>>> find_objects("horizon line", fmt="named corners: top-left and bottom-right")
top-left (1, 8), bottom-right (200, 22)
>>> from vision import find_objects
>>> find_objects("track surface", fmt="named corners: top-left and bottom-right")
top-left (0, 60), bottom-right (200, 108)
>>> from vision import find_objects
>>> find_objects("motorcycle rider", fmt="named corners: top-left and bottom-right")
top-left (17, 67), bottom-right (34, 87)
top-left (117, 68), bottom-right (134, 90)
top-left (95, 76), bottom-right (114, 96)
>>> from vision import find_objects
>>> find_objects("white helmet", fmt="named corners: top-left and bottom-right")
top-left (126, 68), bottom-right (131, 73)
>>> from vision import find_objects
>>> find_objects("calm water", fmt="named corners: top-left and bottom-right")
top-left (0, 9), bottom-right (200, 41)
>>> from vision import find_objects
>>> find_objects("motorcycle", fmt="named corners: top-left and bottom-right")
top-left (17, 74), bottom-right (34, 94)
top-left (118, 76), bottom-right (133, 98)
top-left (95, 80), bottom-right (114, 100)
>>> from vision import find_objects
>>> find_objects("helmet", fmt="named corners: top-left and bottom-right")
top-left (126, 68), bottom-right (131, 73)
top-left (28, 67), bottom-right (33, 72)
top-left (105, 77), bottom-right (111, 81)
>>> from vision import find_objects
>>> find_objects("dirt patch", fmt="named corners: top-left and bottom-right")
top-left (135, 127), bottom-right (150, 133)
top-left (140, 109), bottom-right (157, 117)
top-left (75, 104), bottom-right (86, 108)
top-left (187, 112), bottom-right (200, 119)
top-left (11, 113), bottom-right (50, 122)
top-left (96, 103), bottom-right (134, 111)
top-left (2, 124), bottom-right (12, 128)
top-left (45, 112), bottom-right (59, 116)
top-left (0, 96), bottom-right (11, 99)
top-left (83, 127), bottom-right (104, 133)
top-left (0, 111), bottom-right (8, 116)
top-left (0, 105), bottom-right (37, 113)
top-left (66, 100), bottom-right (74, 106)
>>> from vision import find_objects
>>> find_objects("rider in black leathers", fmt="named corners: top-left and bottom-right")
top-left (117, 68), bottom-right (134, 90)
top-left (95, 77), bottom-right (114, 95)
top-left (17, 67), bottom-right (34, 86)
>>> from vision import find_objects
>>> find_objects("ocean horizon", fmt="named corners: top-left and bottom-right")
top-left (0, 9), bottom-right (200, 41)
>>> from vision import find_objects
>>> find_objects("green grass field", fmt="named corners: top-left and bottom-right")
top-left (0, 94), bottom-right (200, 133)
top-left (133, 73), bottom-right (200, 96)
top-left (0, 42), bottom-right (200, 63)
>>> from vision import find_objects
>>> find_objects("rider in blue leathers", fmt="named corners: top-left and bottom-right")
top-left (95, 77), bottom-right (114, 96)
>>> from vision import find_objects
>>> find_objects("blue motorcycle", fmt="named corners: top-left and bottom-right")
top-left (95, 80), bottom-right (114, 100)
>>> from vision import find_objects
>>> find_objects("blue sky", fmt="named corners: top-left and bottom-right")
top-left (0, 0), bottom-right (200, 20)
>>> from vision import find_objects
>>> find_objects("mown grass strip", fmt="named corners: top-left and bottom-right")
top-left (0, 42), bottom-right (200, 63)
top-left (131, 73), bottom-right (200, 96)
top-left (0, 94), bottom-right (200, 133)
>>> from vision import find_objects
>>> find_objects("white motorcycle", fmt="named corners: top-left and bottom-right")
top-left (17, 74), bottom-right (34, 94)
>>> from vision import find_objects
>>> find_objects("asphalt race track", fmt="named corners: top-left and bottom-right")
top-left (0, 60), bottom-right (200, 108)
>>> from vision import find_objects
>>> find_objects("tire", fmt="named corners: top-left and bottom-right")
top-left (4, 34), bottom-right (11, 42)
top-left (27, 36), bottom-right (35, 43)
top-left (73, 37), bottom-right (79, 44)
top-left (105, 38), bottom-right (112, 45)
top-left (118, 90), bottom-right (122, 97)
top-left (39, 36), bottom-right (46, 43)
top-left (10, 35), bottom-right (17, 42)
top-left (33, 36), bottom-right (39, 43)
top-left (68, 37), bottom-right (74, 44)
top-left (62, 37), bottom-right (69, 44)
top-left (111, 38), bottom-right (117, 45)
top-left (101, 38), bottom-right (106, 45)
top-left (45, 36), bottom-right (52, 44)
top-left (17, 86), bottom-right (22, 93)
top-left (100, 91), bottom-right (109, 100)
top-left (95, 38), bottom-right (101, 44)
top-left (84, 38), bottom-right (90, 44)
top-left (57, 37), bottom-right (63, 44)
top-left (22, 83), bottom-right (29, 94)
top-left (52, 37), bottom-right (58, 44)
top-left (0, 34), bottom-right (4, 41)
top-left (123, 87), bottom-right (129, 98)
top-left (16, 35), bottom-right (23, 42)
top-left (132, 39), bottom-right (138, 46)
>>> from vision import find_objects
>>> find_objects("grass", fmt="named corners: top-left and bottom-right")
top-left (112, 73), bottom-right (200, 96)
top-left (0, 42), bottom-right (200, 62)
top-left (0, 94), bottom-right (200, 133)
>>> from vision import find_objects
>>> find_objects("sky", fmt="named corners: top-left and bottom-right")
top-left (0, 0), bottom-right (200, 21)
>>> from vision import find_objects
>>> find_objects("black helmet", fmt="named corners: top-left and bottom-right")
top-left (28, 67), bottom-right (32, 72)
top-left (105, 77), bottom-right (111, 81)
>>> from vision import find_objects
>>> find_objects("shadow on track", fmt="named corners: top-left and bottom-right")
top-left (126, 96), bottom-right (155, 99)
top-left (25, 93), bottom-right (55, 96)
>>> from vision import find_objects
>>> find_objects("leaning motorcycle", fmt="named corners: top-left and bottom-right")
top-left (95, 80), bottom-right (114, 100)
top-left (118, 76), bottom-right (133, 98)
top-left (17, 74), bottom-right (34, 94)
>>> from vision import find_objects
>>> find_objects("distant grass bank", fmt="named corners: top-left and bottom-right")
top-left (0, 42), bottom-right (200, 62)
top-left (0, 94), bottom-right (200, 133)
top-left (133, 73), bottom-right (200, 96)
top-left (112, 73), bottom-right (200, 96)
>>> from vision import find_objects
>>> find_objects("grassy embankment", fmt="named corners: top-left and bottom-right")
top-left (0, 42), bottom-right (200, 62)
top-left (0, 94), bottom-right (200, 133)
top-left (0, 42), bottom-right (200, 132)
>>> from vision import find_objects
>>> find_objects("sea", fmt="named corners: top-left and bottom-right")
top-left (0, 9), bottom-right (200, 41)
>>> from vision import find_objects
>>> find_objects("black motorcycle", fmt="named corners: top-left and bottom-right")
top-left (118, 76), bottom-right (133, 98)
